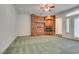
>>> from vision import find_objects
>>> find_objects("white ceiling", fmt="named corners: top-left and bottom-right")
top-left (14, 4), bottom-right (79, 16)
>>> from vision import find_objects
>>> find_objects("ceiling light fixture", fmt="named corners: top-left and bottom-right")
top-left (39, 4), bottom-right (55, 16)
top-left (40, 4), bottom-right (55, 12)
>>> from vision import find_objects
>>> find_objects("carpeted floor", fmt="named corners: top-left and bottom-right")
top-left (4, 36), bottom-right (79, 54)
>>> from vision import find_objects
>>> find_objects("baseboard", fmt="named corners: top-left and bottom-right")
top-left (56, 34), bottom-right (62, 37)
top-left (16, 35), bottom-right (31, 37)
top-left (61, 36), bottom-right (79, 42)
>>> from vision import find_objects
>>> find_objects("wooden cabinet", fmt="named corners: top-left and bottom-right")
top-left (31, 14), bottom-right (55, 36)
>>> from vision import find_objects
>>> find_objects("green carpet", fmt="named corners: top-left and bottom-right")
top-left (4, 36), bottom-right (79, 54)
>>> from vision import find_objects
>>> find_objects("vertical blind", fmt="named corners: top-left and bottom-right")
top-left (66, 18), bottom-right (69, 33)
top-left (74, 16), bottom-right (79, 37)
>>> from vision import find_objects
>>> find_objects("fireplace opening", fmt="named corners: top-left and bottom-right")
top-left (45, 27), bottom-right (52, 32)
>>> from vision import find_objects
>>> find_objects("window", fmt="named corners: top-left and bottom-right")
top-left (74, 16), bottom-right (79, 37)
top-left (66, 18), bottom-right (69, 33)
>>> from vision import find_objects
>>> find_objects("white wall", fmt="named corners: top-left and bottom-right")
top-left (0, 5), bottom-right (16, 53)
top-left (16, 14), bottom-right (31, 36)
top-left (56, 16), bottom-right (62, 34)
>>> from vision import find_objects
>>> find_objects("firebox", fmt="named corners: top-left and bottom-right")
top-left (45, 27), bottom-right (52, 32)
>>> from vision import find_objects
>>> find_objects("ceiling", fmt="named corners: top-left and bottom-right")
top-left (14, 4), bottom-right (79, 16)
